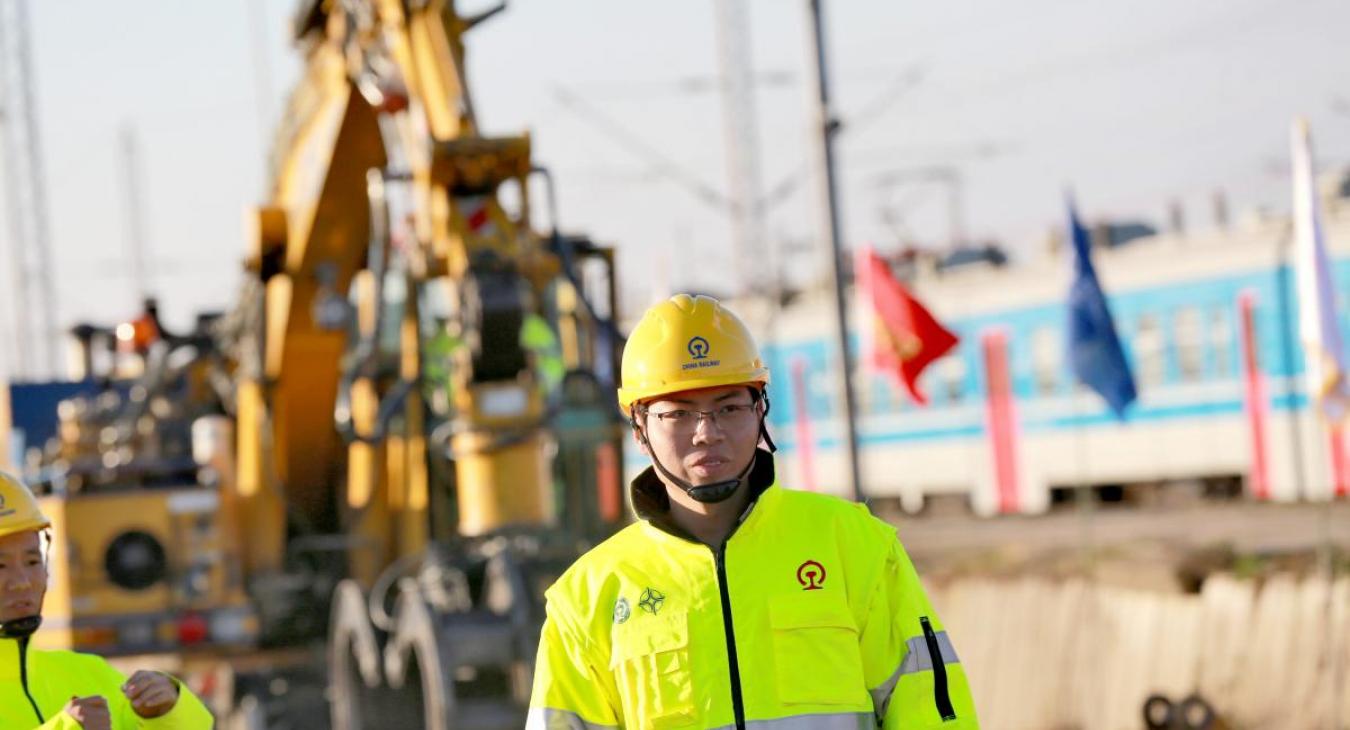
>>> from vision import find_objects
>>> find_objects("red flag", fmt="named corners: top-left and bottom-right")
top-left (857, 246), bottom-right (959, 405)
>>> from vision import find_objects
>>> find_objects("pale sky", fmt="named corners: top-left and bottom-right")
top-left (6, 0), bottom-right (1348, 376)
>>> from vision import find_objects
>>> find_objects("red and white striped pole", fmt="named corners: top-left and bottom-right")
top-left (790, 357), bottom-right (818, 492)
top-left (1327, 427), bottom-right (1349, 498)
top-left (981, 330), bottom-right (1021, 514)
top-left (1239, 291), bottom-right (1272, 500)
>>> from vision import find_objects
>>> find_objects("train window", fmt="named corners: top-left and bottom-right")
top-left (1032, 326), bottom-right (1060, 395)
top-left (896, 378), bottom-right (912, 409)
top-left (1174, 307), bottom-right (1204, 381)
top-left (809, 363), bottom-right (835, 418)
top-left (941, 353), bottom-right (967, 403)
top-left (857, 364), bottom-right (879, 414)
top-left (1135, 314), bottom-right (1165, 387)
top-left (1210, 307), bottom-right (1233, 377)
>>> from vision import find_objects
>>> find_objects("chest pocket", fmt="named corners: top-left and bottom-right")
top-left (769, 591), bottom-right (869, 706)
top-left (610, 610), bottom-right (696, 729)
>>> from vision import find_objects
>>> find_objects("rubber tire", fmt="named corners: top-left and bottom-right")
top-left (384, 577), bottom-right (457, 730)
top-left (1142, 694), bottom-right (1173, 730)
top-left (328, 579), bottom-right (386, 730)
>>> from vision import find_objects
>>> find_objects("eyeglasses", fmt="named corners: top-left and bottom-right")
top-left (643, 403), bottom-right (759, 432)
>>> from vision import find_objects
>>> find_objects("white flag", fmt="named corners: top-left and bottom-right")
top-left (1291, 117), bottom-right (1350, 421)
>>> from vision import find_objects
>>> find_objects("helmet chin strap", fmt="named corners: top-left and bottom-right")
top-left (0, 615), bottom-right (42, 640)
top-left (649, 446), bottom-right (756, 504)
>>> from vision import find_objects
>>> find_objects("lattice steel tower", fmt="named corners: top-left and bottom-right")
top-left (0, 0), bottom-right (57, 379)
top-left (715, 0), bottom-right (772, 299)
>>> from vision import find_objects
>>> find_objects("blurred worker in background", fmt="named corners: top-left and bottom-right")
top-left (529, 293), bottom-right (978, 729)
top-left (422, 310), bottom-right (564, 414)
top-left (0, 471), bottom-right (213, 729)
top-left (521, 311), bottom-right (565, 398)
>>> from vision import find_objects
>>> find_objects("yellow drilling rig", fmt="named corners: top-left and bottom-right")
top-left (0, 2), bottom-right (626, 727)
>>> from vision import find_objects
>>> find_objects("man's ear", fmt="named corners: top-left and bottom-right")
top-left (631, 426), bottom-right (651, 457)
top-left (628, 406), bottom-right (651, 456)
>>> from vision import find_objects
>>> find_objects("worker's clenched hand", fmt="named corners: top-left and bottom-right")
top-left (121, 669), bottom-right (180, 718)
top-left (63, 695), bottom-right (111, 730)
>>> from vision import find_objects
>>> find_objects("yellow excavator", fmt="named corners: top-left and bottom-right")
top-left (0, 1), bottom-right (625, 727)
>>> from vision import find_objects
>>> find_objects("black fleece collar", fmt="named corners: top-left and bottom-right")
top-left (629, 448), bottom-right (776, 542)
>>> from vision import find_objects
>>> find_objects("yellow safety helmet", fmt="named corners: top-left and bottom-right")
top-left (0, 471), bottom-right (51, 540)
top-left (618, 294), bottom-right (769, 411)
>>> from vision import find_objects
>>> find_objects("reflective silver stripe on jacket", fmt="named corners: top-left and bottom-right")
top-left (525, 707), bottom-right (619, 730)
top-left (709, 712), bottom-right (874, 730)
top-left (869, 630), bottom-right (960, 719)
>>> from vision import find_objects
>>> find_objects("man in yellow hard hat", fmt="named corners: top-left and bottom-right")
top-left (528, 294), bottom-right (978, 729)
top-left (0, 471), bottom-right (214, 729)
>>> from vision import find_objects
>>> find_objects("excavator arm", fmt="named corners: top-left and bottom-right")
top-left (237, 0), bottom-right (575, 581)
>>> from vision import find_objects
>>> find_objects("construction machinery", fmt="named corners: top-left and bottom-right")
top-left (1, 1), bottom-right (627, 727)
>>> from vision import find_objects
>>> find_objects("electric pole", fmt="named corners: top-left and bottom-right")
top-left (119, 124), bottom-right (151, 301)
top-left (806, 0), bottom-right (863, 502)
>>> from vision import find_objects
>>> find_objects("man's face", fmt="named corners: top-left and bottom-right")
top-left (0, 530), bottom-right (45, 622)
top-left (636, 385), bottom-right (762, 488)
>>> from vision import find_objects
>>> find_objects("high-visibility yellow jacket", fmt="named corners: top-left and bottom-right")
top-left (0, 637), bottom-right (213, 729)
top-left (529, 452), bottom-right (978, 729)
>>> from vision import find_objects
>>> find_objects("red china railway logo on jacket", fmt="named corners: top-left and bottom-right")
top-left (797, 560), bottom-right (826, 590)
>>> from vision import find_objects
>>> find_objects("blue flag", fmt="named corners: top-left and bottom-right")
top-left (1066, 197), bottom-right (1137, 418)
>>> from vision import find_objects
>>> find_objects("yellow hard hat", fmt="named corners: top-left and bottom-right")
top-left (618, 294), bottom-right (769, 411)
top-left (0, 471), bottom-right (50, 540)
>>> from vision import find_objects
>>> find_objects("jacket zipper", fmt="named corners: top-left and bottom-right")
top-left (19, 637), bottom-right (45, 724)
top-left (919, 616), bottom-right (956, 722)
top-left (713, 543), bottom-right (746, 730)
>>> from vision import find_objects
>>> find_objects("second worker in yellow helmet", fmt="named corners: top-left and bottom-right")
top-left (528, 294), bottom-right (979, 729)
top-left (0, 472), bottom-right (213, 729)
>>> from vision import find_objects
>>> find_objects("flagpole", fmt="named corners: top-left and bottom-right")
top-left (1070, 384), bottom-right (1099, 719)
top-left (805, 0), bottom-right (864, 502)
top-left (1274, 247), bottom-right (1308, 498)
top-left (1290, 117), bottom-right (1345, 727)
top-left (1072, 388), bottom-right (1096, 577)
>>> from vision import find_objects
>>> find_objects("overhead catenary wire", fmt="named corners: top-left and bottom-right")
top-left (551, 85), bottom-right (734, 216)
top-left (554, 60), bottom-right (928, 225)
top-left (751, 62), bottom-right (928, 217)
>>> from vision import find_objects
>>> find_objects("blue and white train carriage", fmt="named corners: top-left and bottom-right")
top-left (759, 196), bottom-right (1350, 516)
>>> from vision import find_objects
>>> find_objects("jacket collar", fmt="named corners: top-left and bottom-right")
top-left (629, 448), bottom-right (776, 543)
top-left (0, 637), bottom-right (24, 680)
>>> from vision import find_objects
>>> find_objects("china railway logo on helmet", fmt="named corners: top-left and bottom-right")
top-left (682, 336), bottom-right (720, 371)
top-left (0, 492), bottom-right (12, 518)
top-left (797, 560), bottom-right (826, 590)
top-left (687, 336), bottom-right (710, 360)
